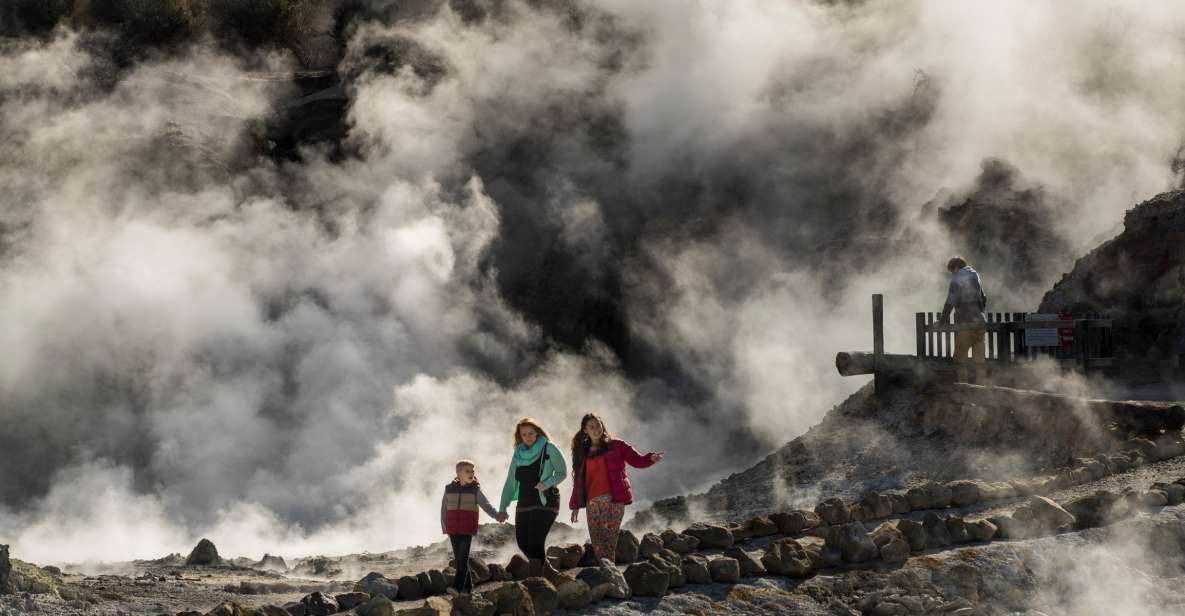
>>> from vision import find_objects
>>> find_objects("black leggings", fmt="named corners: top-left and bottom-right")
top-left (515, 509), bottom-right (557, 559)
top-left (449, 534), bottom-right (473, 591)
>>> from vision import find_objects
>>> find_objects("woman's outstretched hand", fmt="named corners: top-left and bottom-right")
top-left (571, 509), bottom-right (580, 523)
top-left (650, 452), bottom-right (666, 463)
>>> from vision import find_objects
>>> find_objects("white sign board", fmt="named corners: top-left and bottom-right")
top-left (1026, 313), bottom-right (1071, 348)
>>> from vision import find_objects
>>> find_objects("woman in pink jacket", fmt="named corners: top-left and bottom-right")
top-left (568, 413), bottom-right (665, 563)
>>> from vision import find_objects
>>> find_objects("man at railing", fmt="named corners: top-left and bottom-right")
top-left (941, 256), bottom-right (988, 382)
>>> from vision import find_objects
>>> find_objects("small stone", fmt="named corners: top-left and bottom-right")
top-left (946, 517), bottom-right (971, 543)
top-left (299, 592), bottom-right (338, 616)
top-left (507, 554), bottom-right (530, 580)
top-left (522, 577), bottom-right (557, 614)
top-left (947, 481), bottom-right (981, 507)
top-left (334, 592), bottom-right (370, 610)
top-left (355, 572), bottom-right (399, 599)
top-left (553, 574), bottom-right (590, 610)
top-left (681, 555), bottom-right (712, 584)
top-left (825, 523), bottom-right (878, 563)
top-left (723, 546), bottom-right (765, 576)
top-left (896, 519), bottom-right (927, 552)
top-left (682, 523), bottom-right (734, 549)
top-left (860, 492), bottom-right (894, 518)
top-left (746, 516), bottom-right (779, 537)
top-left (483, 582), bottom-right (534, 616)
top-left (638, 533), bottom-right (664, 559)
top-left (967, 519), bottom-right (997, 542)
top-left (397, 575), bottom-right (422, 600)
top-left (889, 494), bottom-right (911, 514)
top-left (760, 539), bottom-right (813, 576)
top-left (616, 530), bottom-right (641, 563)
top-left (815, 498), bottom-right (850, 525)
top-left (576, 563), bottom-right (630, 601)
top-left (623, 562), bottom-right (669, 596)
top-left (879, 537), bottom-right (910, 563)
top-left (770, 510), bottom-right (821, 534)
top-left (708, 557), bottom-right (741, 583)
top-left (906, 487), bottom-right (931, 510)
top-left (923, 513), bottom-right (951, 547)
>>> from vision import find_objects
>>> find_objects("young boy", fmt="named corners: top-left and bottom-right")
top-left (441, 459), bottom-right (506, 592)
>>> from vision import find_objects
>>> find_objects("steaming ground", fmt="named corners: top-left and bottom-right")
top-left (5, 0), bottom-right (1185, 569)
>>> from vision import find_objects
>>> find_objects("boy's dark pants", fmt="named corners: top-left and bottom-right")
top-left (448, 534), bottom-right (473, 591)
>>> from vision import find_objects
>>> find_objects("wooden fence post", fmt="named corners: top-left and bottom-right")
top-left (915, 313), bottom-right (925, 357)
top-left (873, 294), bottom-right (884, 393)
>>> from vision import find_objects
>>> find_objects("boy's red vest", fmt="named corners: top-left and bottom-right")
top-left (444, 481), bottom-right (483, 535)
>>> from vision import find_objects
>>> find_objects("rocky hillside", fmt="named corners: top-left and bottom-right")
top-left (1039, 190), bottom-right (1185, 366)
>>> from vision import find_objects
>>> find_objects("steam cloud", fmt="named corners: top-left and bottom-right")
top-left (2, 0), bottom-right (1185, 566)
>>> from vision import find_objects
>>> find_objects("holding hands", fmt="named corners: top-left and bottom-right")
top-left (495, 512), bottom-right (509, 523)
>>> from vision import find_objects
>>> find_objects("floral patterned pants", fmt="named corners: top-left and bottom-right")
top-left (586, 494), bottom-right (625, 562)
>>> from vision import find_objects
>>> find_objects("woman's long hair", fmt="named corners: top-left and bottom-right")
top-left (570, 412), bottom-right (614, 465)
top-left (512, 417), bottom-right (552, 448)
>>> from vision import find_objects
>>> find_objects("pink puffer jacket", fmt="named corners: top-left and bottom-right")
top-left (569, 439), bottom-right (656, 509)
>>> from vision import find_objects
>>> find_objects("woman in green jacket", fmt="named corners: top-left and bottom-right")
top-left (499, 417), bottom-right (567, 577)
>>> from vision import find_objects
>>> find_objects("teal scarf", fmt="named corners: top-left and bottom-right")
top-left (513, 437), bottom-right (548, 467)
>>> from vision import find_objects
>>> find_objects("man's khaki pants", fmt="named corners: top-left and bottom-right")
top-left (954, 329), bottom-right (986, 382)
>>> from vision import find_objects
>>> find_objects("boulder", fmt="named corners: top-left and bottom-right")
top-left (889, 494), bottom-right (911, 514)
top-left (397, 575), bottom-right (423, 600)
top-left (559, 544), bottom-right (584, 569)
top-left (922, 513), bottom-right (951, 548)
top-left (576, 563), bottom-right (630, 601)
top-left (282, 602), bottom-right (306, 616)
top-left (860, 492), bottom-right (894, 519)
top-left (186, 539), bottom-right (221, 566)
top-left (947, 481), bottom-right (982, 507)
top-left (869, 521), bottom-right (904, 548)
top-left (355, 572), bottom-right (399, 599)
top-left (256, 554), bottom-right (288, 572)
top-left (616, 530), bottom-right (641, 563)
top-left (682, 523), bottom-right (733, 549)
top-left (552, 574), bottom-right (590, 610)
top-left (522, 577), bottom-right (557, 614)
top-left (849, 504), bottom-right (873, 523)
top-left (681, 555), bottom-right (712, 584)
top-left (945, 517), bottom-right (971, 543)
top-left (708, 557), bottom-right (741, 583)
top-left (623, 562), bottom-right (669, 597)
top-left (335, 592), bottom-right (370, 610)
top-left (804, 542), bottom-right (843, 569)
top-left (746, 516), bottom-right (780, 537)
top-left (726, 522), bottom-right (752, 543)
top-left (815, 498), bottom-right (850, 525)
top-left (1160, 483), bottom-right (1185, 505)
top-left (760, 539), bottom-right (813, 576)
top-left (967, 519), bottom-right (998, 542)
top-left (714, 548), bottom-right (757, 578)
top-left (659, 531), bottom-right (699, 554)
top-left (299, 592), bottom-right (338, 616)
top-left (507, 554), bottom-right (530, 580)
top-left (484, 582), bottom-right (535, 616)
top-left (895, 519), bottom-right (927, 552)
top-left (769, 510), bottom-right (820, 535)
top-left (638, 533), bottom-right (664, 559)
top-left (825, 523), bottom-right (878, 563)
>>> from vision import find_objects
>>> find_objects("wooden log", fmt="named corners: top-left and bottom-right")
top-left (835, 352), bottom-right (955, 380)
top-left (941, 383), bottom-right (1185, 432)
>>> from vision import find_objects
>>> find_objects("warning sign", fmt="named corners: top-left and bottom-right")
top-left (1027, 313), bottom-right (1074, 348)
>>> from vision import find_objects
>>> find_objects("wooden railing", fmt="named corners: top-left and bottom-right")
top-left (915, 312), bottom-right (1114, 369)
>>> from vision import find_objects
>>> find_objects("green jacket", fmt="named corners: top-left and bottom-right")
top-left (499, 441), bottom-right (567, 513)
